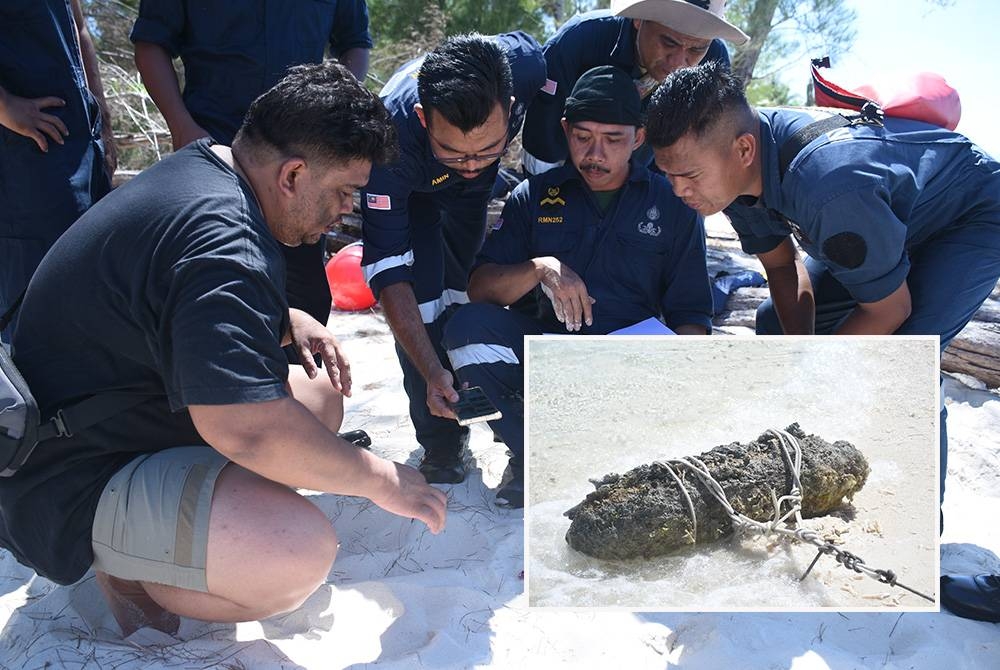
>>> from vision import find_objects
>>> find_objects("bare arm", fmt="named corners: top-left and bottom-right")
top-left (757, 238), bottom-right (815, 335)
top-left (469, 258), bottom-right (595, 332)
top-left (379, 282), bottom-right (458, 419)
top-left (70, 0), bottom-right (116, 176)
top-left (338, 47), bottom-right (370, 82)
top-left (133, 41), bottom-right (208, 150)
top-left (834, 281), bottom-right (912, 335)
top-left (467, 261), bottom-right (541, 306)
top-left (189, 397), bottom-right (447, 532)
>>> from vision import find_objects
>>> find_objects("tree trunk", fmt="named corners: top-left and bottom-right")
top-left (731, 0), bottom-right (781, 87)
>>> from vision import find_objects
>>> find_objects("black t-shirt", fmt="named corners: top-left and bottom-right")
top-left (0, 139), bottom-right (291, 584)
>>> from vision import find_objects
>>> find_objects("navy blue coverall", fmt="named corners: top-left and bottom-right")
top-left (442, 160), bottom-right (713, 463)
top-left (521, 10), bottom-right (730, 171)
top-left (726, 108), bottom-right (1000, 502)
top-left (1, 0), bottom-right (111, 342)
top-left (360, 33), bottom-right (546, 458)
top-left (130, 0), bottom-right (373, 324)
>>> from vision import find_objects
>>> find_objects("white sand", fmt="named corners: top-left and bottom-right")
top-left (1, 310), bottom-right (998, 669)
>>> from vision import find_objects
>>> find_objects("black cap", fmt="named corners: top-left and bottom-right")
top-left (564, 66), bottom-right (642, 127)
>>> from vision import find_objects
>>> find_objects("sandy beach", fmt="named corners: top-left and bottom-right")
top-left (1, 294), bottom-right (998, 669)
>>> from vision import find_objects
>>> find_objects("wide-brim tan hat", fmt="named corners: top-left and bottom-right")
top-left (612, 0), bottom-right (750, 45)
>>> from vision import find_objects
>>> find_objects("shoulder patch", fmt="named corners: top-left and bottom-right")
top-left (823, 232), bottom-right (867, 269)
top-left (366, 193), bottom-right (392, 211)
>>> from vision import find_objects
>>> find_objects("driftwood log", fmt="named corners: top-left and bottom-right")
top-left (564, 424), bottom-right (869, 561)
top-left (714, 287), bottom-right (1000, 389)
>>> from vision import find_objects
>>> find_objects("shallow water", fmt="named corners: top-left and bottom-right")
top-left (526, 337), bottom-right (940, 610)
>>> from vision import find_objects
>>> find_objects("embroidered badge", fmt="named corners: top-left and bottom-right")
top-left (431, 173), bottom-right (450, 186)
top-left (638, 221), bottom-right (662, 237)
top-left (539, 186), bottom-right (566, 207)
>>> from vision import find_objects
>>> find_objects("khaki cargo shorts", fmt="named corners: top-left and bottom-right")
top-left (91, 446), bottom-right (229, 592)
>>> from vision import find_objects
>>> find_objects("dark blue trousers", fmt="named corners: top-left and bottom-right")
top-left (756, 223), bottom-right (1000, 503)
top-left (443, 303), bottom-right (545, 464)
top-left (394, 181), bottom-right (494, 456)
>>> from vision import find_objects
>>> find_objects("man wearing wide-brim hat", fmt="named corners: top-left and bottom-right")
top-left (522, 0), bottom-right (749, 174)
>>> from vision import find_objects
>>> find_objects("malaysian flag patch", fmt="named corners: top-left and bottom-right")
top-left (366, 193), bottom-right (392, 210)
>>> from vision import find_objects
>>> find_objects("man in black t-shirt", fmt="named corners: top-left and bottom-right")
top-left (0, 63), bottom-right (446, 636)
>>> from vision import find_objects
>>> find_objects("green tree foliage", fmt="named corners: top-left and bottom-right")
top-left (367, 1), bottom-right (546, 45)
top-left (725, 0), bottom-right (856, 105)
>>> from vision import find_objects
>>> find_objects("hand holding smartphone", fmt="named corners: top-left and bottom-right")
top-left (449, 386), bottom-right (502, 426)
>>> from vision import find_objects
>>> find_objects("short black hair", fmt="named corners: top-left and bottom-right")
top-left (236, 61), bottom-right (397, 166)
top-left (418, 34), bottom-right (513, 132)
top-left (646, 61), bottom-right (756, 149)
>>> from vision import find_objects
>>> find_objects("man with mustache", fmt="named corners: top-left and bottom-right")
top-left (442, 66), bottom-right (713, 507)
top-left (521, 0), bottom-right (748, 175)
top-left (360, 34), bottom-right (546, 487)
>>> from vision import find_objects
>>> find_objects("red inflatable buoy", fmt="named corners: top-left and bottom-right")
top-left (325, 243), bottom-right (376, 311)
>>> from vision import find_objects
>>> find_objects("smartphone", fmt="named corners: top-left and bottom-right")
top-left (450, 386), bottom-right (502, 426)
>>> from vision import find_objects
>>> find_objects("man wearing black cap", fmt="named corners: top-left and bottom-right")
top-left (442, 66), bottom-right (713, 508)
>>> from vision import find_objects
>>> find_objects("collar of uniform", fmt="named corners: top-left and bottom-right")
top-left (756, 112), bottom-right (785, 212)
top-left (609, 16), bottom-right (643, 77)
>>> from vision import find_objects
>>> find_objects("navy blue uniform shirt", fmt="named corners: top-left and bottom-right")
top-left (725, 109), bottom-right (1000, 304)
top-left (522, 10), bottom-right (730, 166)
top-left (477, 160), bottom-right (713, 333)
top-left (1, 0), bottom-right (112, 341)
top-left (130, 0), bottom-right (373, 144)
top-left (360, 31), bottom-right (547, 298)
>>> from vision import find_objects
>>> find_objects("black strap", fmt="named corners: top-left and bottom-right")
top-left (35, 392), bottom-right (147, 442)
top-left (0, 291), bottom-right (25, 332)
top-left (777, 101), bottom-right (887, 180)
top-left (778, 115), bottom-right (852, 178)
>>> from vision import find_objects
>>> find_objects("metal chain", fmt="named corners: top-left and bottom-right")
top-left (655, 428), bottom-right (934, 603)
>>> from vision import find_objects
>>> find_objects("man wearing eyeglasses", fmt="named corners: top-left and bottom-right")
top-left (360, 33), bottom-right (546, 486)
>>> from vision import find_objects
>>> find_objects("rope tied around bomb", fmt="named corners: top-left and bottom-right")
top-left (654, 428), bottom-right (934, 603)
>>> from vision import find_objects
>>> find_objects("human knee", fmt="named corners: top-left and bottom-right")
top-left (755, 299), bottom-right (783, 335)
top-left (288, 366), bottom-right (345, 432)
top-left (443, 302), bottom-right (505, 348)
top-left (258, 516), bottom-right (338, 616)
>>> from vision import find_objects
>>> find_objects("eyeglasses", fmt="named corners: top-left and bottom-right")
top-left (429, 133), bottom-right (510, 166)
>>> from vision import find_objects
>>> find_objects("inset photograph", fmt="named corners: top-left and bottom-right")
top-left (526, 336), bottom-right (939, 611)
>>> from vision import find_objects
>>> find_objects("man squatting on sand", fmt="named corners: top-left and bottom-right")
top-left (442, 65), bottom-right (714, 508)
top-left (0, 63), bottom-right (446, 636)
top-left (646, 61), bottom-right (1000, 622)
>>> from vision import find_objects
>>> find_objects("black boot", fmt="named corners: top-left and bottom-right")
top-left (495, 458), bottom-right (523, 509)
top-left (418, 448), bottom-right (467, 484)
top-left (941, 574), bottom-right (1000, 623)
